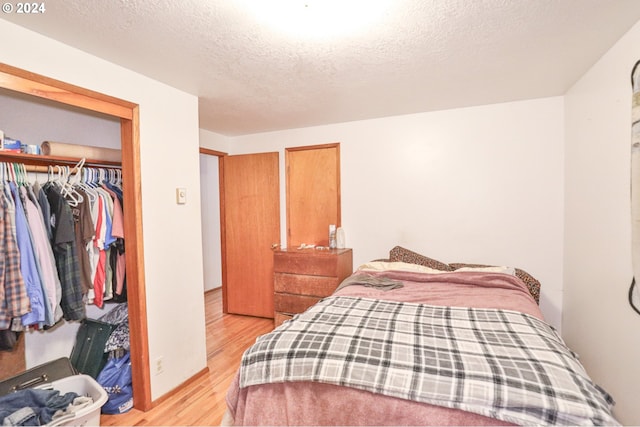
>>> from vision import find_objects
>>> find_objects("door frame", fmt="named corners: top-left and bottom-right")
top-left (199, 148), bottom-right (228, 312)
top-left (0, 63), bottom-right (152, 410)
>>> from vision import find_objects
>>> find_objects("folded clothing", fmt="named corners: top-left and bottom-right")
top-left (335, 273), bottom-right (404, 292)
top-left (0, 387), bottom-right (90, 426)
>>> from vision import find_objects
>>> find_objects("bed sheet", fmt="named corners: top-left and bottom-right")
top-left (225, 269), bottom-right (608, 426)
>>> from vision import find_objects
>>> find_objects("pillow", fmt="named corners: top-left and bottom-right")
top-left (359, 261), bottom-right (515, 277)
top-left (385, 246), bottom-right (542, 304)
top-left (358, 261), bottom-right (447, 274)
top-left (449, 263), bottom-right (541, 304)
top-left (388, 246), bottom-right (453, 271)
top-left (455, 265), bottom-right (516, 276)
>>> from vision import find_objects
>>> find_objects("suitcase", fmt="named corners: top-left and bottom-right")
top-left (70, 319), bottom-right (116, 379)
top-left (0, 357), bottom-right (77, 396)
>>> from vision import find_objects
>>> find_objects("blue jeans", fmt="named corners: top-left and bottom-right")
top-left (0, 388), bottom-right (78, 426)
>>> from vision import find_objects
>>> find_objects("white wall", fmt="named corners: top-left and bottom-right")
top-left (563, 21), bottom-right (640, 425)
top-left (200, 153), bottom-right (222, 291)
top-left (229, 97), bottom-right (566, 330)
top-left (200, 128), bottom-right (230, 153)
top-left (0, 20), bottom-right (207, 401)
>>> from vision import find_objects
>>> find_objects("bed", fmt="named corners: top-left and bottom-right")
top-left (224, 247), bottom-right (619, 426)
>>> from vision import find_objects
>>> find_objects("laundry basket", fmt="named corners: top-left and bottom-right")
top-left (39, 375), bottom-right (108, 426)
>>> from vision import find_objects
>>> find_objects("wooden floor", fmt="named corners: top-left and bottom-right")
top-left (102, 289), bottom-right (274, 426)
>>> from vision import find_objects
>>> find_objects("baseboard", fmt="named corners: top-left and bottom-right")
top-left (149, 367), bottom-right (210, 409)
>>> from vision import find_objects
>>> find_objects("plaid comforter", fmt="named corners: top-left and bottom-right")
top-left (240, 296), bottom-right (618, 426)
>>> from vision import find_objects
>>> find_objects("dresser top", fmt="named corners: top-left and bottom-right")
top-left (275, 248), bottom-right (352, 256)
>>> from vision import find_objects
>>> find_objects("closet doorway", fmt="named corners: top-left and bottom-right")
top-left (0, 63), bottom-right (152, 411)
top-left (199, 148), bottom-right (225, 294)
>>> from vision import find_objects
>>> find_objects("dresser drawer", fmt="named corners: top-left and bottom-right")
top-left (274, 293), bottom-right (322, 315)
top-left (274, 248), bottom-right (352, 277)
top-left (274, 312), bottom-right (293, 327)
top-left (273, 248), bottom-right (353, 328)
top-left (274, 273), bottom-right (339, 297)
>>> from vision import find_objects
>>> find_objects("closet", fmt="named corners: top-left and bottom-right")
top-left (0, 63), bottom-right (151, 411)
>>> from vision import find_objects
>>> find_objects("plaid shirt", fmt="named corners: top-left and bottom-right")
top-left (0, 190), bottom-right (30, 330)
top-left (44, 184), bottom-right (85, 321)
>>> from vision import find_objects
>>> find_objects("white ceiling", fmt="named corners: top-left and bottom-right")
top-left (4, 0), bottom-right (640, 136)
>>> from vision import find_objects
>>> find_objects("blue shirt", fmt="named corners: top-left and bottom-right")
top-left (9, 183), bottom-right (46, 327)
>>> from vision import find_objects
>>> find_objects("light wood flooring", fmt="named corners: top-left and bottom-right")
top-left (101, 288), bottom-right (274, 426)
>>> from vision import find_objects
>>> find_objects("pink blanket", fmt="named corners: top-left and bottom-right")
top-left (226, 270), bottom-right (542, 426)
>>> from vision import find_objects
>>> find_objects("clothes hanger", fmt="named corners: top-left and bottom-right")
top-left (7, 162), bottom-right (16, 183)
top-left (70, 158), bottom-right (84, 187)
top-left (22, 163), bottom-right (29, 186)
top-left (76, 165), bottom-right (98, 204)
top-left (29, 162), bottom-right (40, 186)
top-left (14, 163), bottom-right (26, 186)
top-left (2, 163), bottom-right (16, 206)
top-left (1, 164), bottom-right (12, 204)
top-left (15, 163), bottom-right (22, 186)
top-left (87, 167), bottom-right (99, 188)
top-left (59, 165), bottom-right (83, 207)
top-left (70, 158), bottom-right (96, 204)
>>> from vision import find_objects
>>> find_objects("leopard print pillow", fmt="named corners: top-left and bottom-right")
top-left (388, 246), bottom-right (453, 271)
top-left (449, 262), bottom-right (541, 304)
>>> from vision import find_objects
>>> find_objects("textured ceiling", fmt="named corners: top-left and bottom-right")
top-left (3, 0), bottom-right (640, 136)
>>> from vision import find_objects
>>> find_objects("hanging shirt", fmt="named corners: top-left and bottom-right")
top-left (30, 183), bottom-right (63, 323)
top-left (33, 181), bottom-right (53, 242)
top-left (92, 195), bottom-right (106, 308)
top-left (9, 183), bottom-right (46, 327)
top-left (0, 193), bottom-right (30, 330)
top-left (17, 186), bottom-right (55, 328)
top-left (95, 187), bottom-right (115, 301)
top-left (103, 185), bottom-right (126, 298)
top-left (44, 183), bottom-right (85, 321)
top-left (84, 186), bottom-right (100, 304)
top-left (98, 186), bottom-right (116, 247)
top-left (22, 187), bottom-right (63, 325)
top-left (71, 188), bottom-right (95, 296)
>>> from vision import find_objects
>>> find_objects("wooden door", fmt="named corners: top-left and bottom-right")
top-left (286, 143), bottom-right (340, 248)
top-left (222, 152), bottom-right (280, 318)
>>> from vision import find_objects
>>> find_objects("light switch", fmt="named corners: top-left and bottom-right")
top-left (176, 187), bottom-right (187, 204)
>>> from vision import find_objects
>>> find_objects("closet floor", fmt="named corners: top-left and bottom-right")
top-left (101, 288), bottom-right (274, 426)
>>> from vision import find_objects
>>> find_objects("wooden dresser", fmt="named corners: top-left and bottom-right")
top-left (273, 248), bottom-right (353, 327)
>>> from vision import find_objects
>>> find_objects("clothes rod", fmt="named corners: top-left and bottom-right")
top-left (19, 164), bottom-right (122, 173)
top-left (23, 164), bottom-right (76, 174)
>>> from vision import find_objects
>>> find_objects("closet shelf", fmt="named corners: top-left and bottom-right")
top-left (0, 151), bottom-right (121, 168)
